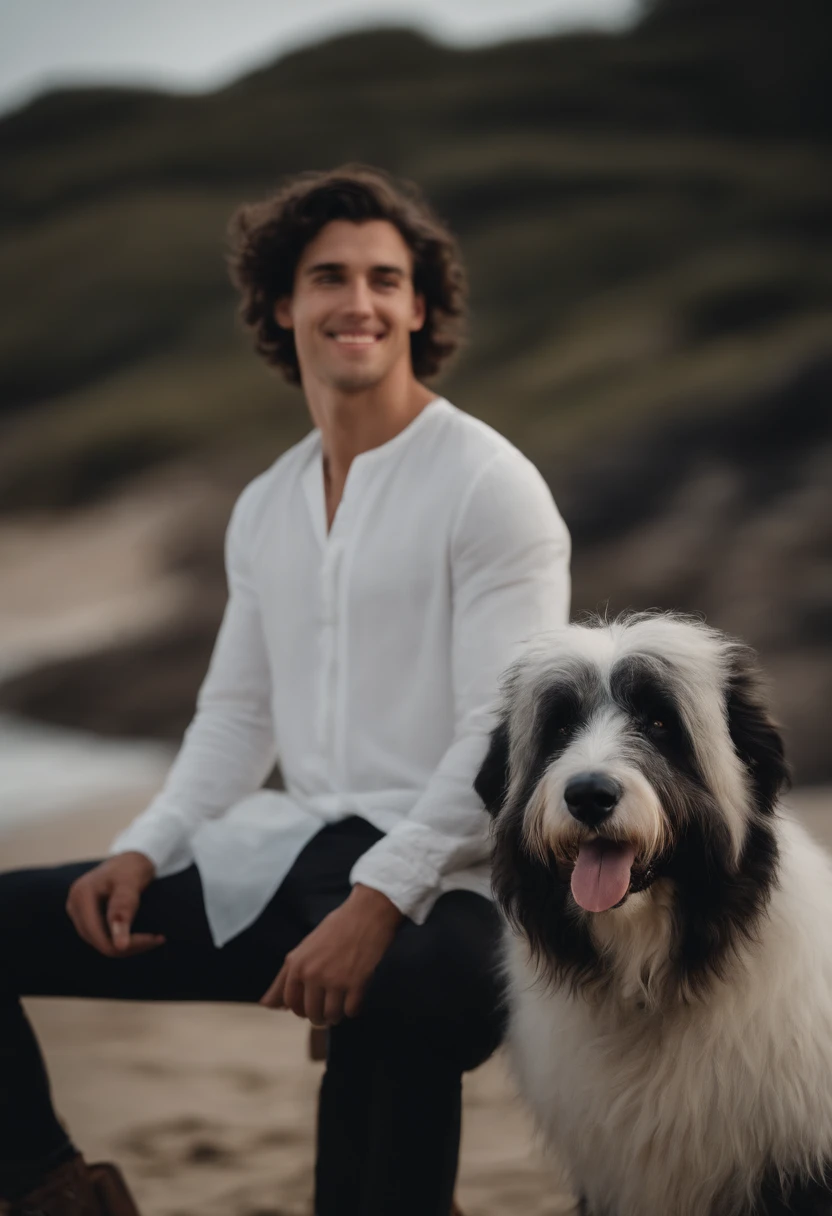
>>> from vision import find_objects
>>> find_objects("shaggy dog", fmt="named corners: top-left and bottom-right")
top-left (475, 614), bottom-right (832, 1216)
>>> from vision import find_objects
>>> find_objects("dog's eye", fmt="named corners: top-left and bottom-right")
top-left (638, 714), bottom-right (669, 736)
top-left (645, 716), bottom-right (675, 738)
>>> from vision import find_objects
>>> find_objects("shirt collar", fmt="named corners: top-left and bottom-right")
top-left (300, 397), bottom-right (447, 545)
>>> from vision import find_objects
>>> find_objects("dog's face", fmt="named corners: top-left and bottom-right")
top-left (477, 615), bottom-right (789, 995)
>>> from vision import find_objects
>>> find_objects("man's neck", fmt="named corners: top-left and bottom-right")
top-left (306, 374), bottom-right (437, 529)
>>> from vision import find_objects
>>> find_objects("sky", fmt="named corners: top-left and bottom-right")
top-left (0, 0), bottom-right (641, 116)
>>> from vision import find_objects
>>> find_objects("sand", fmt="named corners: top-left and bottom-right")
top-left (5, 796), bottom-right (574, 1216)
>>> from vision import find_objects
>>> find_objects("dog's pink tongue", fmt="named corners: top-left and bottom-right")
top-left (570, 839), bottom-right (637, 912)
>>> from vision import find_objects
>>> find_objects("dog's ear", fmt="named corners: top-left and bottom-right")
top-left (726, 649), bottom-right (789, 815)
top-left (475, 719), bottom-right (511, 817)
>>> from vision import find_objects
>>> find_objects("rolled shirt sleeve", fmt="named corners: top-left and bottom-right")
top-left (108, 486), bottom-right (278, 875)
top-left (349, 451), bottom-right (570, 922)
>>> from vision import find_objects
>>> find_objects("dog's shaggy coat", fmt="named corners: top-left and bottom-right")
top-left (476, 615), bottom-right (832, 1216)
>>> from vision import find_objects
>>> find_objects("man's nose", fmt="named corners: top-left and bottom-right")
top-left (342, 277), bottom-right (373, 314)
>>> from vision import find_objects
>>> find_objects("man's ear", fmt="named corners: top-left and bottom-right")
top-left (274, 297), bottom-right (293, 329)
top-left (475, 719), bottom-right (511, 818)
top-left (409, 293), bottom-right (426, 333)
top-left (726, 649), bottom-right (790, 816)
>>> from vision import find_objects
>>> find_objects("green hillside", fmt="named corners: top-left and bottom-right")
top-left (0, 0), bottom-right (830, 778)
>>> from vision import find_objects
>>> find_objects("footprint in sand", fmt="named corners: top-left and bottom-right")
top-left (117, 1116), bottom-right (234, 1175)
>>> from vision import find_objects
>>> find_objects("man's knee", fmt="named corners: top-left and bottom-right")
top-left (333, 1003), bottom-right (503, 1077)
top-left (0, 861), bottom-right (98, 986)
top-left (0, 861), bottom-right (96, 921)
top-left (370, 891), bottom-right (505, 1022)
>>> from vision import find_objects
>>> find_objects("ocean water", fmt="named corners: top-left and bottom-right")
top-left (0, 714), bottom-right (174, 835)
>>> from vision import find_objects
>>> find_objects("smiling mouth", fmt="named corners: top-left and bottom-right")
top-left (559, 838), bottom-right (658, 912)
top-left (329, 332), bottom-right (383, 345)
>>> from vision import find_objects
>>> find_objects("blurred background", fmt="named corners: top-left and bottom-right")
top-left (0, 0), bottom-right (830, 1210)
top-left (2, 0), bottom-right (831, 796)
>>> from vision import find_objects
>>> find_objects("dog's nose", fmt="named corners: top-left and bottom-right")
top-left (564, 772), bottom-right (622, 827)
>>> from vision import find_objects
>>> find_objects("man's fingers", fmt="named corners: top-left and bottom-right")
top-left (70, 883), bottom-right (116, 956)
top-left (260, 963), bottom-right (288, 1009)
top-left (283, 972), bottom-right (306, 1019)
top-left (343, 986), bottom-right (365, 1019)
top-left (323, 988), bottom-right (346, 1026)
top-left (107, 884), bottom-right (141, 952)
top-left (119, 933), bottom-right (166, 956)
top-left (304, 984), bottom-right (327, 1026)
top-left (109, 920), bottom-right (130, 951)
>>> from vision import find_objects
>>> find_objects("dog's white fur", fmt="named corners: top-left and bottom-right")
top-left (494, 617), bottom-right (832, 1216)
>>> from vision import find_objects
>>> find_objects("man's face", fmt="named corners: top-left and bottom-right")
top-left (275, 220), bottom-right (426, 393)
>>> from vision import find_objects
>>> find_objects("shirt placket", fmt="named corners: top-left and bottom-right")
top-left (316, 535), bottom-right (344, 782)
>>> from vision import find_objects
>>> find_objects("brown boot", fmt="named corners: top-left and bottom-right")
top-left (10, 1156), bottom-right (140, 1216)
top-left (87, 1164), bottom-right (140, 1216)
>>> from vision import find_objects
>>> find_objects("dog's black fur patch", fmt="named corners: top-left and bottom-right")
top-left (726, 647), bottom-right (791, 816)
top-left (753, 1161), bottom-right (832, 1214)
top-left (610, 654), bottom-right (704, 786)
top-left (485, 724), bottom-right (603, 989)
top-left (474, 718), bottom-right (510, 819)
top-left (579, 1162), bottom-right (832, 1215)
top-left (660, 649), bottom-right (789, 994)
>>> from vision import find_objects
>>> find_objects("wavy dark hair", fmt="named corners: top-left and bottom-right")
top-left (228, 164), bottom-right (467, 385)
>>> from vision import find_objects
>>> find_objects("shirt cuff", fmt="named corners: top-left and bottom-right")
top-left (349, 835), bottom-right (442, 925)
top-left (108, 807), bottom-right (194, 877)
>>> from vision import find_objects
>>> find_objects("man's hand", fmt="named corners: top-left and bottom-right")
top-left (66, 852), bottom-right (165, 957)
top-left (260, 883), bottom-right (404, 1024)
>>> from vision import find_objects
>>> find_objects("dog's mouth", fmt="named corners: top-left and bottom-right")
top-left (561, 838), bottom-right (657, 912)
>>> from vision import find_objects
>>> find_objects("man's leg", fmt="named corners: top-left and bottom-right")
top-left (0, 859), bottom-right (305, 1200)
top-left (0, 821), bottom-right (504, 1215)
top-left (0, 818), bottom-right (385, 1202)
top-left (314, 890), bottom-right (505, 1216)
top-left (316, 1014), bottom-right (469, 1216)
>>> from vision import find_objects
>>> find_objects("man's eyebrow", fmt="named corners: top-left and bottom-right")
top-left (305, 261), bottom-right (345, 277)
top-left (304, 261), bottom-right (408, 277)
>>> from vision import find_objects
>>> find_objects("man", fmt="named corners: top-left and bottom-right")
top-left (0, 166), bottom-right (570, 1216)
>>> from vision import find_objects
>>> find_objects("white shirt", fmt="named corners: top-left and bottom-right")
top-left (110, 398), bottom-right (570, 946)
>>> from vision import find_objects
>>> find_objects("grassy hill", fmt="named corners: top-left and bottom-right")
top-left (0, 0), bottom-right (830, 778)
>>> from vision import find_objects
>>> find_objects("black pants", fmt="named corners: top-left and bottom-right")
top-left (0, 817), bottom-right (505, 1215)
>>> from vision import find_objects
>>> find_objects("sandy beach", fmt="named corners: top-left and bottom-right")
top-left (5, 792), bottom-right (577, 1216)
